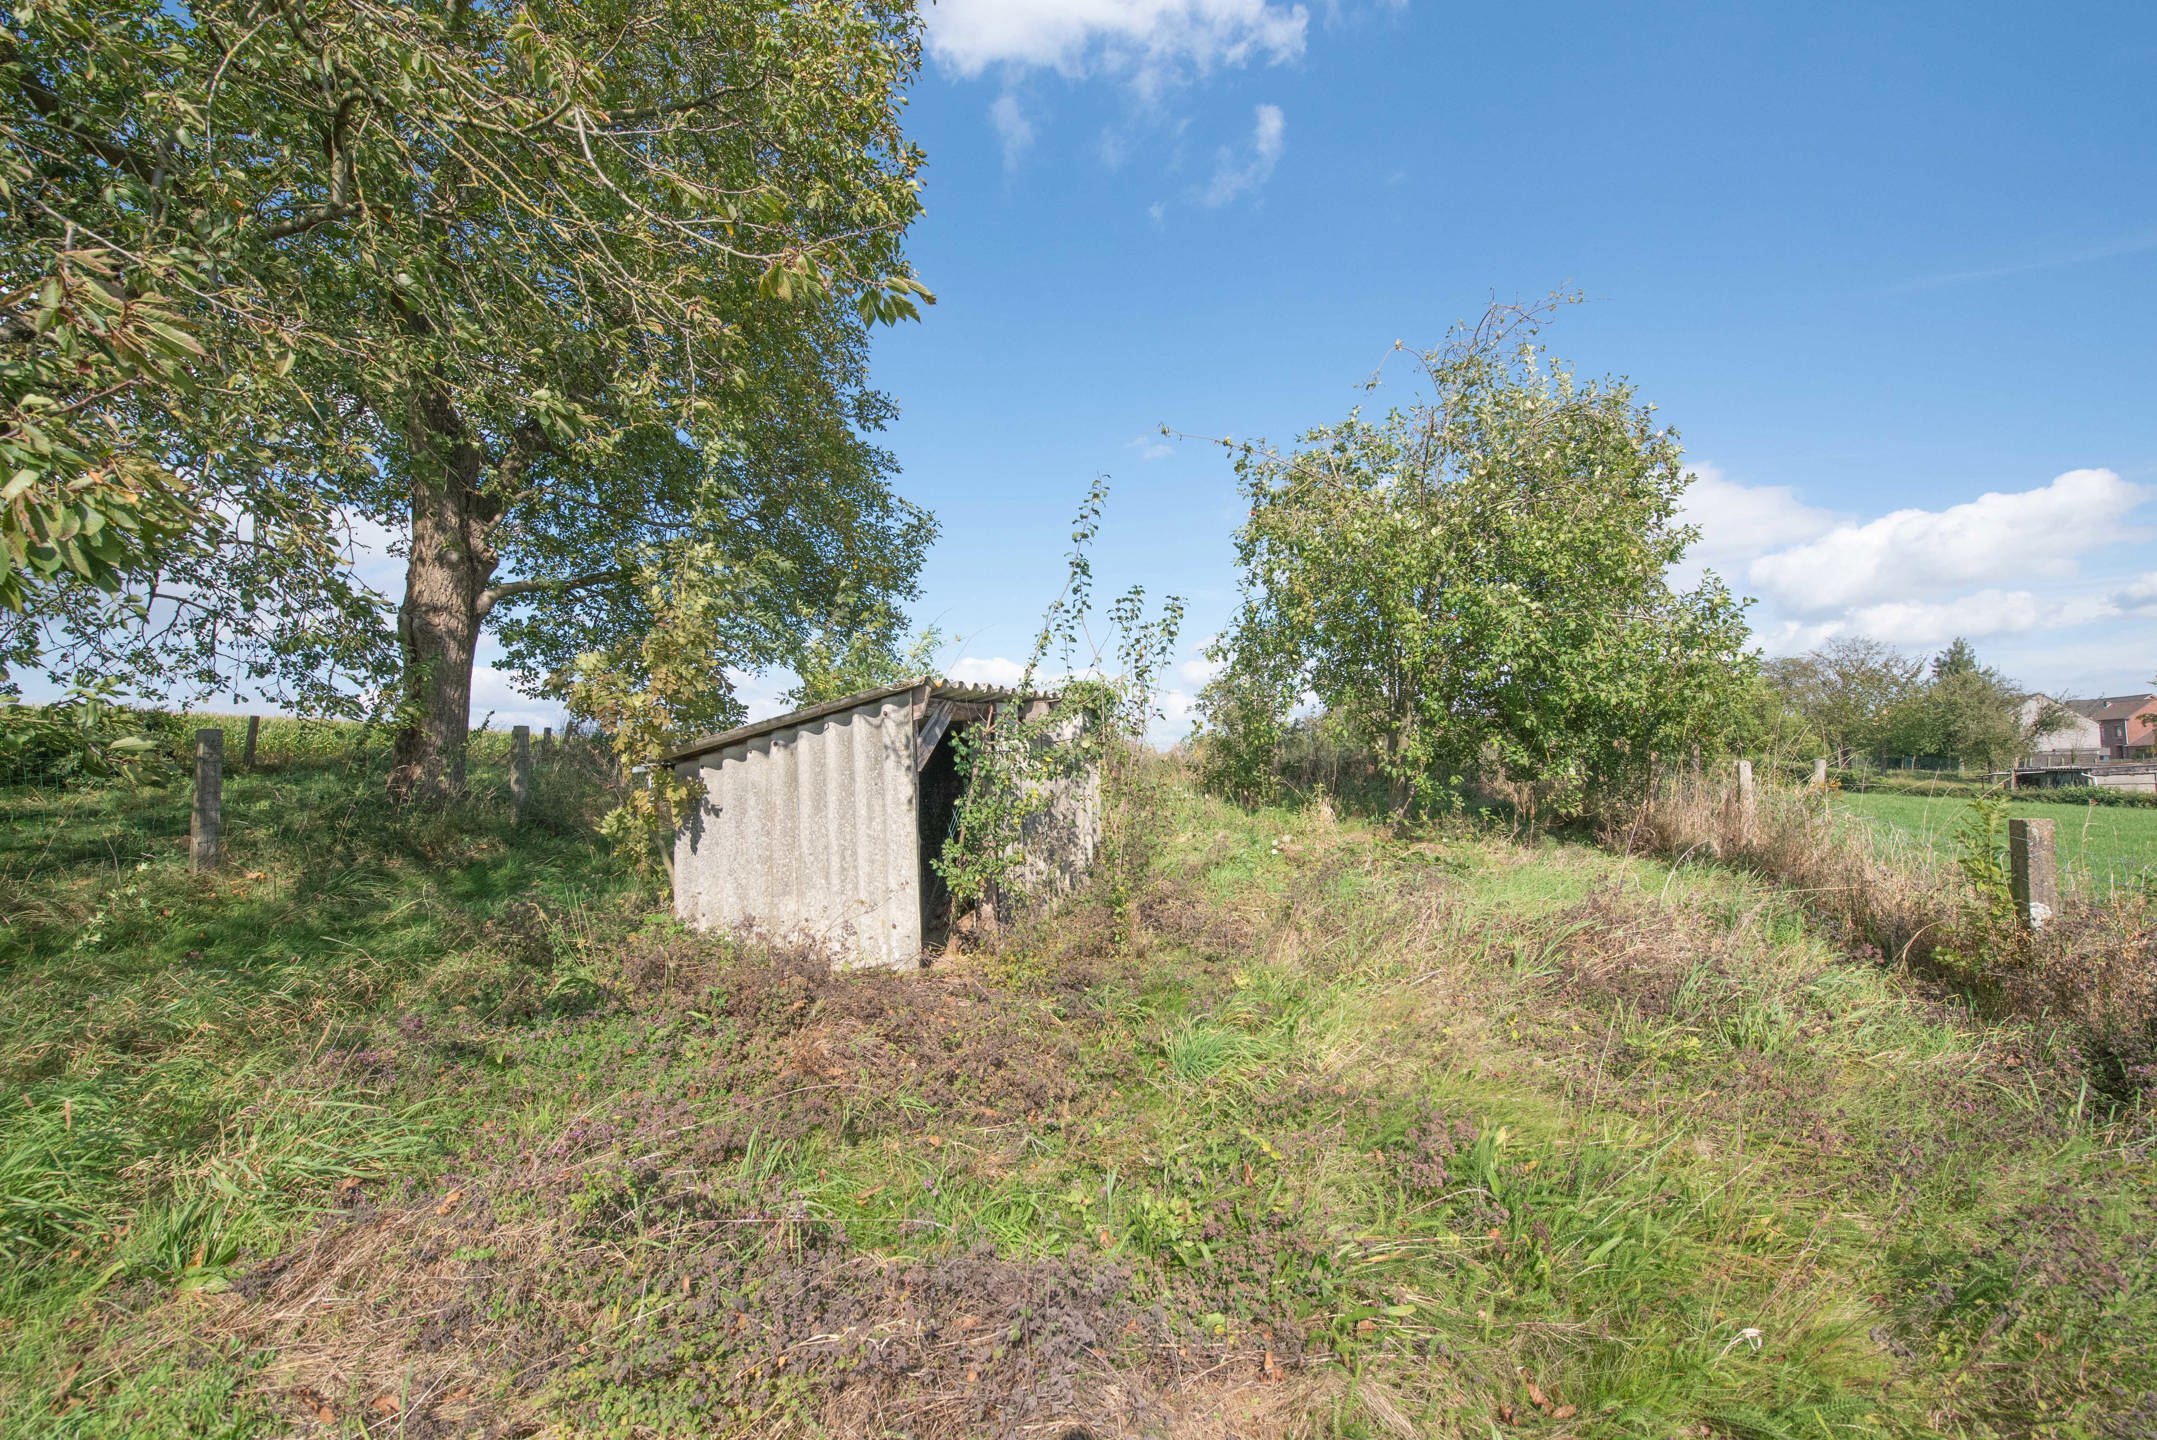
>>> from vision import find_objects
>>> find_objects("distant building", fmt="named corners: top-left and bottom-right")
top-left (2015, 691), bottom-right (2157, 789)
top-left (2080, 694), bottom-right (2157, 760)
top-left (2019, 694), bottom-right (2101, 763)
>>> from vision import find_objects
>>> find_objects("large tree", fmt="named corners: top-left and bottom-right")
top-left (1762, 637), bottom-right (1923, 765)
top-left (1, 0), bottom-right (934, 798)
top-left (1199, 299), bottom-right (1752, 817)
top-left (1878, 638), bottom-right (2067, 771)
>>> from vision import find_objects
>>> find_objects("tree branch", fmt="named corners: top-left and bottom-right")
top-left (1, 36), bottom-right (166, 185)
top-left (262, 200), bottom-right (363, 239)
top-left (476, 567), bottom-right (621, 619)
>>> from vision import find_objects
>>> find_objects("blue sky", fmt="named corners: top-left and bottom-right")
top-left (841, 0), bottom-right (2157, 733)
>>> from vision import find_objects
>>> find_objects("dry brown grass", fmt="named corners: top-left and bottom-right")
top-left (1615, 775), bottom-right (1950, 970)
top-left (1617, 773), bottom-right (2157, 1092)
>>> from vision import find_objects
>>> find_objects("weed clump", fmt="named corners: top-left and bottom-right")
top-left (1539, 886), bottom-right (1707, 1015)
top-left (1400, 1101), bottom-right (1478, 1195)
top-left (615, 932), bottom-right (1083, 1153)
top-left (1624, 775), bottom-right (2157, 1095)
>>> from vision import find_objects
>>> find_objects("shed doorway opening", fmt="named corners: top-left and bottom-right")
top-left (917, 718), bottom-right (974, 952)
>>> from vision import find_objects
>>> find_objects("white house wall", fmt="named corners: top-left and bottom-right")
top-left (673, 692), bottom-right (922, 969)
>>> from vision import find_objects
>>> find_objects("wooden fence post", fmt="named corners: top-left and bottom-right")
top-left (191, 728), bottom-right (223, 873)
top-left (2009, 817), bottom-right (2057, 931)
top-left (242, 714), bottom-right (261, 770)
top-left (511, 724), bottom-right (532, 818)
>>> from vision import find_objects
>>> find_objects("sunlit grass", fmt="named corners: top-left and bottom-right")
top-left (1835, 788), bottom-right (2157, 895)
top-left (2, 752), bottom-right (2151, 1436)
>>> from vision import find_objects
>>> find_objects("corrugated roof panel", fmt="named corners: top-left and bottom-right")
top-left (662, 676), bottom-right (1050, 763)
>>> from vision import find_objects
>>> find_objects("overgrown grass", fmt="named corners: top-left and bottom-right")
top-left (4, 753), bottom-right (2154, 1436)
top-left (0, 726), bottom-right (641, 1433)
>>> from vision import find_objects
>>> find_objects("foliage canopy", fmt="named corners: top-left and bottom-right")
top-left (2, 0), bottom-right (934, 798)
top-left (1761, 638), bottom-right (1925, 764)
top-left (1199, 299), bottom-right (1752, 817)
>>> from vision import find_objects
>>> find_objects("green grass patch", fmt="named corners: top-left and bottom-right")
top-left (2, 749), bottom-right (2152, 1436)
top-left (1834, 789), bottom-right (2157, 895)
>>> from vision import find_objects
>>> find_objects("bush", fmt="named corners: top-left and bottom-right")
top-left (0, 688), bottom-right (166, 788)
top-left (2020, 784), bottom-right (2157, 809)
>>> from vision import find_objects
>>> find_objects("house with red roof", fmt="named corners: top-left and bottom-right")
top-left (2074, 694), bottom-right (2157, 761)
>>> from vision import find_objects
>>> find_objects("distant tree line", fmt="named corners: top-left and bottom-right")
top-left (1755, 635), bottom-right (2068, 773)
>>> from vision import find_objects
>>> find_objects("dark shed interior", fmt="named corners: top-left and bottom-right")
top-left (916, 719), bottom-right (973, 951)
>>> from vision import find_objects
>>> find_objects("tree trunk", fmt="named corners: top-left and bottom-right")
top-left (387, 398), bottom-right (499, 803)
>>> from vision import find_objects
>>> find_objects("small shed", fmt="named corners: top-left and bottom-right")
top-left (664, 678), bottom-right (1099, 969)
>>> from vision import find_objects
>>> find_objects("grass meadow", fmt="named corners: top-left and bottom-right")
top-left (1, 736), bottom-right (2152, 1436)
top-left (1833, 789), bottom-right (2157, 897)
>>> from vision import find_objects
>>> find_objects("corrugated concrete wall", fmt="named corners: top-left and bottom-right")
top-left (1012, 717), bottom-right (1102, 904)
top-left (672, 691), bottom-right (921, 969)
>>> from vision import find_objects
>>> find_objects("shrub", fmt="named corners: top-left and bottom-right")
top-left (0, 687), bottom-right (165, 787)
top-left (2019, 784), bottom-right (2157, 810)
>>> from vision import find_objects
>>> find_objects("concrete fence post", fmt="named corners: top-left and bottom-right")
top-left (2009, 817), bottom-right (2057, 931)
top-left (511, 724), bottom-right (532, 818)
top-left (540, 725), bottom-right (553, 761)
top-left (191, 728), bottom-right (223, 873)
top-left (1735, 758), bottom-right (1756, 839)
top-left (242, 714), bottom-right (261, 770)
top-left (1812, 757), bottom-right (1828, 789)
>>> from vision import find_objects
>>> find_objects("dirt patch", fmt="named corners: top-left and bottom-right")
top-left (203, 1171), bottom-right (1287, 1438)
top-left (615, 932), bottom-right (1085, 1153)
top-left (1137, 889), bottom-right (1261, 964)
top-left (211, 1189), bottom-right (551, 1438)
top-left (167, 936), bottom-right (1177, 1436)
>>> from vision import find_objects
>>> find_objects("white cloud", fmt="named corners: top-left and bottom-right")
top-left (1202, 102), bottom-right (1285, 206)
top-left (1753, 585), bottom-right (2133, 658)
top-left (1841, 589), bottom-right (2121, 648)
top-left (1177, 654), bottom-right (1223, 687)
top-left (468, 660), bottom-right (566, 733)
top-left (1746, 467), bottom-right (2145, 616)
top-left (945, 655), bottom-right (1030, 688)
top-left (926, 0), bottom-right (1309, 88)
top-left (727, 666), bottom-right (797, 723)
top-left (2113, 571), bottom-right (2157, 615)
top-left (1674, 464), bottom-right (2156, 696)
top-left (1154, 688), bottom-right (1198, 744)
top-left (988, 90), bottom-right (1036, 168)
top-left (1678, 463), bottom-right (1837, 572)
